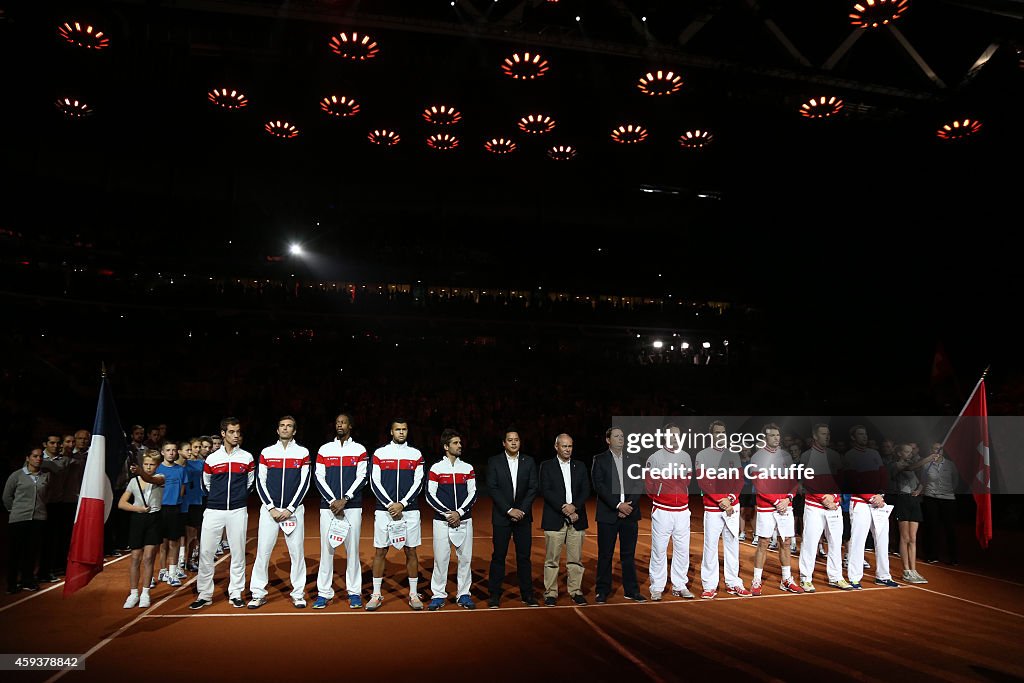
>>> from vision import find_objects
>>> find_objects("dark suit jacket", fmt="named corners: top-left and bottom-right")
top-left (539, 457), bottom-right (590, 531)
top-left (486, 453), bottom-right (538, 527)
top-left (591, 450), bottom-right (642, 524)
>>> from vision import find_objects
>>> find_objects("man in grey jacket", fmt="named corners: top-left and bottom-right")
top-left (3, 449), bottom-right (57, 592)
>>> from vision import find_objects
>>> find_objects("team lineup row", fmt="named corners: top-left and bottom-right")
top-left (121, 415), bottom-right (902, 611)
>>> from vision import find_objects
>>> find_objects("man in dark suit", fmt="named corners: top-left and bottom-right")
top-left (592, 426), bottom-right (646, 603)
top-left (539, 433), bottom-right (590, 606)
top-left (486, 429), bottom-right (539, 607)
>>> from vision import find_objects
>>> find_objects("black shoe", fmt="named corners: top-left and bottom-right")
top-left (22, 583), bottom-right (39, 592)
top-left (544, 597), bottom-right (557, 607)
top-left (189, 598), bottom-right (211, 610)
top-left (572, 594), bottom-right (588, 606)
top-left (521, 596), bottom-right (539, 607)
top-left (229, 597), bottom-right (245, 608)
top-left (595, 593), bottom-right (607, 604)
top-left (487, 596), bottom-right (500, 609)
top-left (926, 559), bottom-right (939, 564)
top-left (623, 593), bottom-right (647, 603)
top-left (44, 574), bottom-right (60, 583)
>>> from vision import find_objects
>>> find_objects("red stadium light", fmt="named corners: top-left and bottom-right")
top-left (547, 145), bottom-right (577, 161)
top-left (610, 124), bottom-right (649, 144)
top-left (936, 118), bottom-right (983, 141)
top-left (849, 0), bottom-right (910, 29)
top-left (427, 133), bottom-right (459, 150)
top-left (501, 52), bottom-right (550, 80)
top-left (423, 105), bottom-right (462, 126)
top-left (368, 129), bottom-right (401, 146)
top-left (265, 120), bottom-right (299, 138)
top-left (55, 98), bottom-right (93, 118)
top-left (208, 88), bottom-right (248, 109)
top-left (518, 114), bottom-right (556, 135)
top-left (799, 96), bottom-right (844, 118)
top-left (320, 94), bottom-right (360, 117)
top-left (678, 129), bottom-right (714, 149)
top-left (328, 32), bottom-right (380, 60)
top-left (637, 70), bottom-right (684, 96)
top-left (58, 21), bottom-right (110, 50)
top-left (484, 137), bottom-right (518, 154)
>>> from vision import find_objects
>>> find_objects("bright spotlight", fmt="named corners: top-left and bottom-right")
top-left (653, 340), bottom-right (664, 349)
top-left (681, 342), bottom-right (690, 350)
top-left (289, 244), bottom-right (303, 255)
top-left (702, 341), bottom-right (711, 349)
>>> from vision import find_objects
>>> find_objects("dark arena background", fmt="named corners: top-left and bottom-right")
top-left (2, 1), bottom-right (1023, 681)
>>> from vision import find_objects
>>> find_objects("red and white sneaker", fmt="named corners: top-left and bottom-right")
top-left (750, 581), bottom-right (763, 597)
top-left (726, 584), bottom-right (752, 597)
top-left (780, 577), bottom-right (805, 594)
top-left (700, 589), bottom-right (717, 600)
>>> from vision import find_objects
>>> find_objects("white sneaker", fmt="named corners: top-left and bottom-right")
top-left (175, 568), bottom-right (187, 580)
top-left (738, 532), bottom-right (747, 541)
top-left (650, 590), bottom-right (662, 601)
top-left (139, 592), bottom-right (151, 608)
top-left (768, 541), bottom-right (779, 551)
top-left (751, 536), bottom-right (760, 547)
top-left (123, 593), bottom-right (140, 609)
top-left (158, 569), bottom-right (169, 583)
top-left (863, 560), bottom-right (871, 569)
top-left (790, 541), bottom-right (798, 552)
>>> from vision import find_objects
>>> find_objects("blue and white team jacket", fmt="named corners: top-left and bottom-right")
top-left (203, 447), bottom-right (254, 511)
top-left (255, 440), bottom-right (311, 512)
top-left (314, 437), bottom-right (368, 510)
top-left (425, 457), bottom-right (478, 521)
top-left (369, 441), bottom-right (424, 512)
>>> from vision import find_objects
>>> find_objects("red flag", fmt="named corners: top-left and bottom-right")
top-left (64, 377), bottom-right (121, 596)
top-left (942, 377), bottom-right (992, 548)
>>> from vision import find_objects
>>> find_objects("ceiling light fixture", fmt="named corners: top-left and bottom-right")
top-left (799, 96), bottom-right (844, 118)
top-left (368, 129), bottom-right (401, 146)
top-left (427, 133), bottom-right (459, 150)
top-left (547, 145), bottom-right (577, 160)
top-left (484, 137), bottom-right (518, 154)
top-left (936, 118), bottom-right (983, 140)
top-left (637, 70), bottom-right (683, 96)
top-left (610, 124), bottom-right (649, 144)
top-left (422, 105), bottom-right (462, 125)
top-left (517, 114), bottom-right (556, 134)
top-left (320, 94), bottom-right (360, 117)
top-left (208, 88), bottom-right (248, 109)
top-left (265, 120), bottom-right (299, 138)
top-left (55, 98), bottom-right (93, 118)
top-left (849, 0), bottom-right (910, 29)
top-left (678, 129), bottom-right (714, 148)
top-left (501, 51), bottom-right (550, 80)
top-left (58, 21), bottom-right (110, 50)
top-left (328, 31), bottom-right (380, 60)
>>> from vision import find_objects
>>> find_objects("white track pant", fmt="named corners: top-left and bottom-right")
top-left (649, 507), bottom-right (690, 593)
top-left (431, 519), bottom-right (474, 599)
top-left (701, 510), bottom-right (741, 591)
top-left (799, 505), bottom-right (843, 583)
top-left (316, 508), bottom-right (363, 599)
top-left (249, 505), bottom-right (306, 601)
top-left (198, 507), bottom-right (247, 601)
top-left (848, 502), bottom-right (892, 583)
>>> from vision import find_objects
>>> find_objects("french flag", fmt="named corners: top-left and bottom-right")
top-left (64, 374), bottom-right (129, 596)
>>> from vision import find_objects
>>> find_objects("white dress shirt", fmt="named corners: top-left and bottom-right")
top-left (559, 458), bottom-right (573, 504)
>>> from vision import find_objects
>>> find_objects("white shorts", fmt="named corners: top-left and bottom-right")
top-left (373, 509), bottom-right (421, 548)
top-left (755, 509), bottom-right (795, 539)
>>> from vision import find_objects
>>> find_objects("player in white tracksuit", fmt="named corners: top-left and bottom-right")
top-left (645, 424), bottom-right (693, 600)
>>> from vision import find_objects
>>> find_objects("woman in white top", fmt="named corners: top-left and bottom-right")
top-left (119, 452), bottom-right (164, 608)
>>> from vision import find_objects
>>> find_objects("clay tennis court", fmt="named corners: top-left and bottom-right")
top-left (3, 497), bottom-right (1022, 683)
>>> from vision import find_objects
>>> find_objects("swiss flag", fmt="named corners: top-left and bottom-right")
top-left (942, 378), bottom-right (992, 548)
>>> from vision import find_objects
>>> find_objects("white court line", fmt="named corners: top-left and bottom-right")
top-left (44, 537), bottom-right (255, 683)
top-left (0, 553), bottom-right (131, 614)
top-left (573, 606), bottom-right (668, 683)
top-left (141, 583), bottom-right (888, 618)
top-left (904, 584), bottom-right (1024, 619)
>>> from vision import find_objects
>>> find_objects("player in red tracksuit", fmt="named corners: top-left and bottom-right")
top-left (749, 423), bottom-right (803, 596)
top-left (644, 424), bottom-right (693, 600)
top-left (843, 425), bottom-right (899, 589)
top-left (696, 420), bottom-right (750, 598)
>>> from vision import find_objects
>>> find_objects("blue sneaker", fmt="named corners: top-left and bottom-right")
top-left (848, 582), bottom-right (863, 590)
top-left (348, 594), bottom-right (363, 609)
top-left (427, 597), bottom-right (445, 611)
top-left (167, 577), bottom-right (182, 588)
top-left (312, 596), bottom-right (329, 610)
top-left (874, 578), bottom-right (900, 588)
top-left (456, 595), bottom-right (476, 610)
